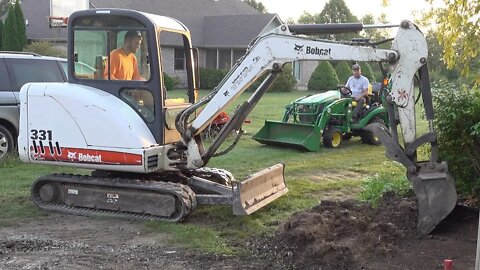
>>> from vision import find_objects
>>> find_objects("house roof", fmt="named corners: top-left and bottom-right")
top-left (203, 14), bottom-right (280, 47)
top-left (21, 0), bottom-right (282, 47)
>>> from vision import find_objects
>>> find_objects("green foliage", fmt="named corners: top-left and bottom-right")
top-left (163, 72), bottom-right (173, 91)
top-left (24, 41), bottom-right (66, 57)
top-left (308, 61), bottom-right (339, 91)
top-left (13, 0), bottom-right (25, 50)
top-left (425, 31), bottom-right (460, 83)
top-left (335, 61), bottom-right (351, 84)
top-left (432, 81), bottom-right (480, 197)
top-left (0, 20), bottom-right (3, 51)
top-left (2, 5), bottom-right (19, 51)
top-left (267, 63), bottom-right (297, 92)
top-left (245, 64), bottom-right (296, 92)
top-left (423, 0), bottom-right (479, 86)
top-left (359, 62), bottom-right (375, 82)
top-left (199, 68), bottom-right (228, 90)
top-left (359, 172), bottom-right (412, 206)
top-left (243, 0), bottom-right (266, 13)
top-left (298, 0), bottom-right (358, 40)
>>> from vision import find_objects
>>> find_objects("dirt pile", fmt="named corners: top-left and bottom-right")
top-left (253, 192), bottom-right (477, 270)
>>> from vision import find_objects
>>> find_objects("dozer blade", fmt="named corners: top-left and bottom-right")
top-left (232, 163), bottom-right (288, 215)
top-left (252, 120), bottom-right (321, 152)
top-left (409, 161), bottom-right (457, 234)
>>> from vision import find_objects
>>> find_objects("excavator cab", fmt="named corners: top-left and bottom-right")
top-left (67, 10), bottom-right (197, 145)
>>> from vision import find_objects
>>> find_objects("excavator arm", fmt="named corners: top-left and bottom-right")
top-left (178, 20), bottom-right (457, 234)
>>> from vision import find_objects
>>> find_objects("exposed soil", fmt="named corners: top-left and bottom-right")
top-left (0, 193), bottom-right (477, 270)
top-left (252, 192), bottom-right (478, 270)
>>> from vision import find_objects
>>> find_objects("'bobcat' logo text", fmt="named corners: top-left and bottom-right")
top-left (306, 46), bottom-right (331, 56)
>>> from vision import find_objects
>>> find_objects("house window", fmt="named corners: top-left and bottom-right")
top-left (206, 49), bottom-right (217, 69)
top-left (174, 48), bottom-right (185, 70)
top-left (218, 49), bottom-right (231, 69)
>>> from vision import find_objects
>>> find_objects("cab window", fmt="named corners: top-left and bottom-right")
top-left (72, 16), bottom-right (150, 81)
top-left (120, 88), bottom-right (154, 122)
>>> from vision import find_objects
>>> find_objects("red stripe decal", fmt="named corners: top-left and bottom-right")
top-left (30, 146), bottom-right (143, 165)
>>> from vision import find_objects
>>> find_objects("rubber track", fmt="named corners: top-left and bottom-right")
top-left (31, 173), bottom-right (197, 222)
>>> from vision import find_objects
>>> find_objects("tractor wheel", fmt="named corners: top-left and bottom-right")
top-left (0, 125), bottom-right (14, 162)
top-left (323, 127), bottom-right (343, 148)
top-left (361, 117), bottom-right (384, 145)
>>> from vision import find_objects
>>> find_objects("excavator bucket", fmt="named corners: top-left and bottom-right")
top-left (365, 123), bottom-right (457, 234)
top-left (252, 120), bottom-right (321, 152)
top-left (232, 163), bottom-right (288, 215)
top-left (409, 162), bottom-right (457, 234)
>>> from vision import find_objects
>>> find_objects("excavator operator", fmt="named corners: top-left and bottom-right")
top-left (104, 30), bottom-right (144, 80)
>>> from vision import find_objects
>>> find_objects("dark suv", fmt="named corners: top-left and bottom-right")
top-left (0, 52), bottom-right (67, 161)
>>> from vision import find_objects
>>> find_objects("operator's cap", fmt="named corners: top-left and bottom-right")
top-left (125, 30), bottom-right (142, 40)
top-left (352, 64), bottom-right (361, 70)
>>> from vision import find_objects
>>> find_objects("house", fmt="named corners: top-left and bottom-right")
top-left (19, 0), bottom-right (314, 89)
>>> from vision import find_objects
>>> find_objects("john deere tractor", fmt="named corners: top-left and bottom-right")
top-left (253, 83), bottom-right (389, 151)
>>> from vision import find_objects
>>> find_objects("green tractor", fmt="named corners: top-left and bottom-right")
top-left (252, 83), bottom-right (389, 151)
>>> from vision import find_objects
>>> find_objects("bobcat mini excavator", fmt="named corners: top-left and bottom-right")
top-left (18, 9), bottom-right (456, 234)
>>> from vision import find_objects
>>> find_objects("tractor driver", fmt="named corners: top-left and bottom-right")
top-left (104, 30), bottom-right (144, 80)
top-left (342, 63), bottom-right (369, 122)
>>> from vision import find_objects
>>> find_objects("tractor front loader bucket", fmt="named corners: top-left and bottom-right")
top-left (232, 163), bottom-right (288, 215)
top-left (252, 120), bottom-right (321, 152)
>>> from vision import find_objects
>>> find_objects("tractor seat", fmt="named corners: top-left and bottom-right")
top-left (351, 82), bottom-right (382, 107)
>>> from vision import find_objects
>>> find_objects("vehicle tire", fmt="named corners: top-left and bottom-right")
top-left (0, 125), bottom-right (14, 161)
top-left (361, 117), bottom-right (384, 145)
top-left (323, 127), bottom-right (342, 148)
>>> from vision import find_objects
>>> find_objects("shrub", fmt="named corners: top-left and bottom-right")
top-left (432, 81), bottom-right (480, 197)
top-left (308, 61), bottom-right (339, 91)
top-left (163, 72), bottom-right (173, 91)
top-left (245, 63), bottom-right (297, 92)
top-left (199, 68), bottom-right (228, 90)
top-left (269, 63), bottom-right (297, 92)
top-left (359, 62), bottom-right (375, 82)
top-left (24, 41), bottom-right (66, 58)
top-left (335, 61), bottom-right (351, 85)
top-left (359, 171), bottom-right (412, 206)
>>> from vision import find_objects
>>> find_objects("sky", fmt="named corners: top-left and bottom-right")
top-left (260, 0), bottom-right (438, 24)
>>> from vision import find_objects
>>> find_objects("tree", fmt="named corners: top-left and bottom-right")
top-left (2, 4), bottom-right (19, 51)
top-left (359, 62), bottom-right (375, 82)
top-left (335, 61), bottom-right (351, 84)
top-left (0, 20), bottom-right (3, 51)
top-left (297, 0), bottom-right (358, 41)
top-left (243, 0), bottom-right (266, 13)
top-left (14, 0), bottom-right (26, 50)
top-left (308, 61), bottom-right (339, 91)
top-left (423, 0), bottom-right (479, 85)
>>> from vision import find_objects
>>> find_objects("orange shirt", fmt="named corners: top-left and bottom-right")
top-left (104, 48), bottom-right (141, 80)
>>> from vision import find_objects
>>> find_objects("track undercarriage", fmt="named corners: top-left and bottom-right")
top-left (31, 165), bottom-right (287, 221)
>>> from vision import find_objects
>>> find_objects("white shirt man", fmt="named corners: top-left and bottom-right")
top-left (344, 64), bottom-right (369, 121)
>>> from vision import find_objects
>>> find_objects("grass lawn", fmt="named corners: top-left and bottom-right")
top-left (0, 89), bottom-right (427, 254)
